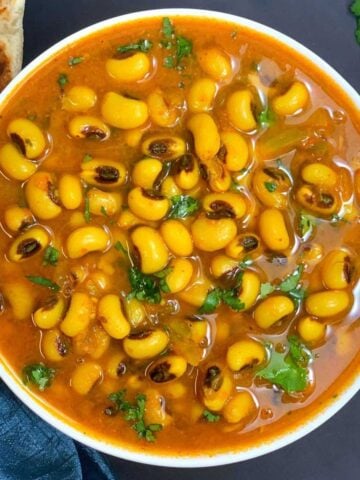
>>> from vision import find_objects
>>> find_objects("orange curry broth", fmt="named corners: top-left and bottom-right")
top-left (0, 16), bottom-right (359, 455)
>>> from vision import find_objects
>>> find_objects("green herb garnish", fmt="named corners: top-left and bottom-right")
top-left (26, 275), bottom-right (60, 292)
top-left (82, 153), bottom-right (93, 163)
top-left (256, 336), bottom-right (312, 393)
top-left (57, 73), bottom-right (68, 89)
top-left (127, 266), bottom-right (172, 303)
top-left (107, 390), bottom-right (162, 442)
top-left (297, 212), bottom-right (317, 238)
top-left (42, 246), bottom-right (60, 266)
top-left (168, 195), bottom-right (200, 218)
top-left (199, 288), bottom-right (223, 314)
top-left (259, 264), bottom-right (306, 305)
top-left (84, 195), bottom-right (91, 223)
top-left (68, 56), bottom-right (84, 66)
top-left (100, 206), bottom-right (108, 217)
top-left (350, 0), bottom-right (360, 44)
top-left (264, 181), bottom-right (277, 192)
top-left (258, 108), bottom-right (276, 127)
top-left (116, 39), bottom-right (153, 54)
top-left (260, 282), bottom-right (276, 299)
top-left (23, 363), bottom-right (55, 391)
top-left (203, 409), bottom-right (221, 422)
top-left (161, 17), bottom-right (193, 69)
top-left (114, 241), bottom-right (128, 255)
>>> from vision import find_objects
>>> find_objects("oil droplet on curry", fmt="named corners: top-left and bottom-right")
top-left (0, 16), bottom-right (359, 455)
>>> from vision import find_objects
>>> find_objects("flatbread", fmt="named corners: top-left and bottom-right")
top-left (0, 0), bottom-right (25, 90)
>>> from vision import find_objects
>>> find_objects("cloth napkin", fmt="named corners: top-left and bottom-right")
top-left (0, 381), bottom-right (117, 480)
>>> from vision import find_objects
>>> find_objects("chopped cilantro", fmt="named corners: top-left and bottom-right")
top-left (297, 212), bottom-right (317, 238)
top-left (176, 36), bottom-right (193, 62)
top-left (23, 363), bottom-right (55, 391)
top-left (116, 39), bottom-right (153, 54)
top-left (350, 1), bottom-right (360, 44)
top-left (279, 264), bottom-right (304, 293)
top-left (127, 266), bottom-right (172, 303)
top-left (57, 73), bottom-right (68, 89)
top-left (162, 17), bottom-right (174, 38)
top-left (42, 246), bottom-right (60, 266)
top-left (221, 290), bottom-right (245, 311)
top-left (168, 195), bottom-right (200, 218)
top-left (203, 409), bottom-right (221, 422)
top-left (199, 284), bottom-right (245, 314)
top-left (238, 256), bottom-right (253, 270)
top-left (160, 17), bottom-right (192, 69)
top-left (84, 195), bottom-right (91, 223)
top-left (163, 56), bottom-right (176, 68)
top-left (256, 336), bottom-right (312, 393)
top-left (107, 389), bottom-right (162, 442)
top-left (114, 241), bottom-right (128, 255)
top-left (258, 108), bottom-right (276, 127)
top-left (260, 282), bottom-right (276, 299)
top-left (259, 264), bottom-right (306, 305)
top-left (199, 288), bottom-right (223, 314)
top-left (82, 153), bottom-right (93, 163)
top-left (68, 56), bottom-right (84, 66)
top-left (26, 275), bottom-right (60, 292)
top-left (264, 181), bottom-right (277, 192)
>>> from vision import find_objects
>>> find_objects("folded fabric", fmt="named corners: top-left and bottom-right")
top-left (0, 381), bottom-right (117, 480)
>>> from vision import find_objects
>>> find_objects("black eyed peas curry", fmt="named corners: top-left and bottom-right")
top-left (0, 16), bottom-right (359, 454)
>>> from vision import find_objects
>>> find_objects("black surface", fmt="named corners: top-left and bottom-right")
top-left (23, 1), bottom-right (360, 479)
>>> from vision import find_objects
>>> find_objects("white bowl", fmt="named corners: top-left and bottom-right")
top-left (0, 8), bottom-right (359, 468)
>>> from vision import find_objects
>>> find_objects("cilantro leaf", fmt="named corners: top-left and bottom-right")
top-left (199, 288), bottom-right (222, 314)
top-left (23, 363), bottom-right (55, 391)
top-left (279, 264), bottom-right (304, 292)
top-left (26, 275), bottom-right (60, 292)
top-left (160, 17), bottom-right (192, 69)
top-left (68, 56), bottom-right (84, 66)
top-left (221, 290), bottom-right (245, 311)
top-left (203, 409), bottom-right (221, 422)
top-left (176, 36), bottom-right (193, 62)
top-left (168, 195), bottom-right (200, 218)
top-left (117, 39), bottom-right (153, 54)
top-left (297, 212), bottom-right (317, 238)
top-left (107, 390), bottom-right (162, 442)
top-left (162, 17), bottom-right (174, 38)
top-left (114, 241), bottom-right (128, 255)
top-left (258, 108), bottom-right (276, 127)
top-left (42, 246), bottom-right (59, 266)
top-left (57, 73), bottom-right (68, 89)
top-left (264, 181), bottom-right (277, 192)
top-left (256, 338), bottom-right (311, 393)
top-left (351, 0), bottom-right (360, 15)
top-left (82, 153), bottom-right (93, 163)
top-left (260, 282), bottom-right (276, 299)
top-left (128, 267), bottom-right (161, 304)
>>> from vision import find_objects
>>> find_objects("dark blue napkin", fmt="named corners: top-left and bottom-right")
top-left (0, 381), bottom-right (117, 480)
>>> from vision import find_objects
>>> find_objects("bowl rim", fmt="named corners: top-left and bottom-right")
top-left (0, 7), bottom-right (359, 468)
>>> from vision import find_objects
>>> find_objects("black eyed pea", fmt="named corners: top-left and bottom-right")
top-left (237, 271), bottom-right (261, 310)
top-left (0, 143), bottom-right (37, 181)
top-left (258, 208), bottom-right (290, 251)
top-left (106, 351), bottom-right (127, 379)
top-left (132, 157), bottom-right (163, 189)
top-left (160, 219), bottom-right (193, 256)
top-left (187, 77), bottom-right (217, 113)
top-left (174, 155), bottom-right (200, 190)
top-left (225, 233), bottom-right (261, 260)
top-left (62, 86), bottom-right (97, 112)
top-left (206, 157), bottom-right (232, 193)
top-left (117, 210), bottom-right (147, 230)
top-left (7, 118), bottom-right (46, 159)
top-left (42, 328), bottom-right (70, 362)
top-left (58, 174), bottom-right (83, 210)
top-left (272, 81), bottom-right (310, 116)
top-left (295, 185), bottom-right (338, 216)
top-left (222, 390), bottom-right (258, 424)
top-left (106, 52), bottom-right (151, 82)
top-left (128, 187), bottom-right (170, 221)
top-left (202, 192), bottom-right (247, 219)
top-left (8, 226), bottom-right (50, 262)
top-left (187, 113), bottom-right (220, 163)
top-left (297, 316), bottom-right (327, 344)
top-left (81, 159), bottom-right (127, 188)
top-left (305, 290), bottom-right (351, 318)
top-left (68, 115), bottom-right (110, 140)
top-left (60, 292), bottom-right (95, 337)
top-left (191, 216), bottom-right (237, 252)
top-left (226, 338), bottom-right (266, 372)
top-left (219, 131), bottom-right (249, 172)
top-left (101, 92), bottom-right (149, 129)
top-left (123, 127), bottom-right (144, 148)
top-left (202, 364), bottom-right (234, 412)
top-left (197, 47), bottom-right (232, 81)
top-left (3, 205), bottom-right (34, 232)
top-left (124, 297), bottom-right (147, 329)
top-left (25, 171), bottom-right (62, 220)
top-left (87, 188), bottom-right (122, 216)
top-left (147, 88), bottom-right (182, 127)
top-left (2, 281), bottom-right (36, 320)
top-left (71, 361), bottom-right (103, 395)
top-left (253, 167), bottom-right (292, 209)
top-left (33, 295), bottom-right (66, 329)
top-left (178, 276), bottom-right (213, 307)
top-left (161, 176), bottom-right (182, 198)
top-left (226, 90), bottom-right (257, 132)
top-left (254, 295), bottom-right (295, 329)
top-left (165, 258), bottom-right (194, 293)
top-left (141, 135), bottom-right (186, 161)
top-left (301, 162), bottom-right (337, 188)
top-left (131, 225), bottom-right (169, 274)
top-left (66, 226), bottom-right (110, 259)
top-left (149, 355), bottom-right (188, 383)
top-left (73, 324), bottom-right (111, 359)
top-left (144, 388), bottom-right (173, 427)
top-left (97, 294), bottom-right (131, 339)
top-left (320, 250), bottom-right (354, 290)
top-left (210, 254), bottom-right (238, 278)
top-left (123, 329), bottom-right (169, 360)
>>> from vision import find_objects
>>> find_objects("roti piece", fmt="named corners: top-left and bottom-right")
top-left (0, 0), bottom-right (25, 90)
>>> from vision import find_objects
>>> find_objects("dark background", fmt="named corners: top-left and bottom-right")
top-left (23, 1), bottom-right (360, 479)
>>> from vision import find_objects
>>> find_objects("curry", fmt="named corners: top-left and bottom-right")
top-left (0, 16), bottom-right (359, 455)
